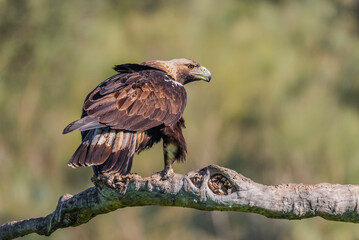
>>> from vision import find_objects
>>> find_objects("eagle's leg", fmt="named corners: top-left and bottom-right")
top-left (161, 142), bottom-right (178, 179)
top-left (160, 120), bottom-right (187, 179)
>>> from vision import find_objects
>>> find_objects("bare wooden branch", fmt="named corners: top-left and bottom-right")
top-left (1, 164), bottom-right (359, 239)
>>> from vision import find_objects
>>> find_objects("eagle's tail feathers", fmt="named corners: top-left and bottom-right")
top-left (99, 131), bottom-right (136, 174)
top-left (68, 130), bottom-right (93, 168)
top-left (67, 128), bottom-right (137, 175)
top-left (85, 128), bottom-right (114, 166)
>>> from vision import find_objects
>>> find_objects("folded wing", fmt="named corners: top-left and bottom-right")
top-left (63, 66), bottom-right (187, 133)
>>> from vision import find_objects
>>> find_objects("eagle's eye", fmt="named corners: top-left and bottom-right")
top-left (187, 64), bottom-right (195, 70)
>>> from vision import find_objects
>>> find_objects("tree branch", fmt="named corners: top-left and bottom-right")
top-left (1, 164), bottom-right (359, 239)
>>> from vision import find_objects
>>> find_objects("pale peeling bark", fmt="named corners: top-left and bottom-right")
top-left (1, 165), bottom-right (359, 239)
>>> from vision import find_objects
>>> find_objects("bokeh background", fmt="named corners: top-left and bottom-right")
top-left (1, 0), bottom-right (359, 239)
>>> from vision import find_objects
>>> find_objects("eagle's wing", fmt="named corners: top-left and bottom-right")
top-left (64, 67), bottom-right (187, 133)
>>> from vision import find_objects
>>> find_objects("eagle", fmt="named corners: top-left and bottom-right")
top-left (63, 58), bottom-right (211, 177)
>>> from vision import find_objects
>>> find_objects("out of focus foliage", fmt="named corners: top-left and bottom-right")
top-left (1, 0), bottom-right (359, 239)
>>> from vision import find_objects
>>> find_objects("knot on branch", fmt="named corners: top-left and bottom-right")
top-left (190, 170), bottom-right (205, 188)
top-left (209, 174), bottom-right (236, 195)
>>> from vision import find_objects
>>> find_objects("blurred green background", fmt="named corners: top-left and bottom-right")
top-left (1, 0), bottom-right (359, 239)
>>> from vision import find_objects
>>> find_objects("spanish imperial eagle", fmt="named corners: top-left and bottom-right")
top-left (63, 58), bottom-right (211, 177)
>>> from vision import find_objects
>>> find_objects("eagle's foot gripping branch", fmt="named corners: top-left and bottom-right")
top-left (159, 166), bottom-right (174, 180)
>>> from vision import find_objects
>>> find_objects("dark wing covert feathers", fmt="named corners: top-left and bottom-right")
top-left (83, 66), bottom-right (187, 132)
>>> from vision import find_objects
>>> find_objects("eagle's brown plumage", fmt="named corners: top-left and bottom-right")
top-left (63, 58), bottom-right (211, 176)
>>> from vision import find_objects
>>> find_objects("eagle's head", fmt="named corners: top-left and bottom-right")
top-left (143, 58), bottom-right (211, 85)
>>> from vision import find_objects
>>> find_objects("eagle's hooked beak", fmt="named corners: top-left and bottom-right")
top-left (191, 66), bottom-right (211, 82)
top-left (201, 67), bottom-right (211, 82)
